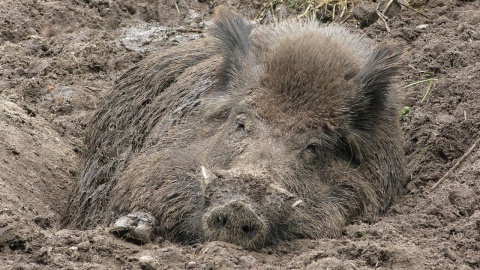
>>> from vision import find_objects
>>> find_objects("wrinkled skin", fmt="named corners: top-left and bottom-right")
top-left (64, 7), bottom-right (404, 249)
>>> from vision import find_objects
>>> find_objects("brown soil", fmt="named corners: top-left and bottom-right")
top-left (1, 0), bottom-right (479, 269)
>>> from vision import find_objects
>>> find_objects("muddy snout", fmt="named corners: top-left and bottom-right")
top-left (204, 200), bottom-right (267, 249)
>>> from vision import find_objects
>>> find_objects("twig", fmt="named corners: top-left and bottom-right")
top-left (376, 10), bottom-right (391, 33)
top-left (429, 137), bottom-right (480, 191)
top-left (399, 78), bottom-right (437, 90)
top-left (174, 2), bottom-right (180, 13)
top-left (421, 78), bottom-right (435, 103)
top-left (254, 4), bottom-right (267, 21)
top-left (340, 13), bottom-right (352, 24)
top-left (298, 4), bottom-right (313, 18)
top-left (332, 3), bottom-right (336, 20)
top-left (398, 1), bottom-right (431, 20)
top-left (382, 0), bottom-right (395, 14)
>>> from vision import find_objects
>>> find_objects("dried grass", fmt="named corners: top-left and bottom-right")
top-left (255, 0), bottom-right (365, 21)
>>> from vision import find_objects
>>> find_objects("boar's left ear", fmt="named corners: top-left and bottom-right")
top-left (348, 44), bottom-right (403, 133)
top-left (210, 6), bottom-right (253, 89)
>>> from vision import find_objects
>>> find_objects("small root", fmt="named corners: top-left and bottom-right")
top-left (429, 137), bottom-right (480, 191)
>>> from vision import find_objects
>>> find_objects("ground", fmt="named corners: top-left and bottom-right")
top-left (0, 0), bottom-right (479, 269)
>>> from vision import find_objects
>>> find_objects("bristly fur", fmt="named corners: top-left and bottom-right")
top-left (65, 6), bottom-right (405, 250)
top-left (258, 32), bottom-right (361, 132)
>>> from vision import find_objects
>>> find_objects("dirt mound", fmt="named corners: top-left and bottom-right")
top-left (1, 0), bottom-right (479, 269)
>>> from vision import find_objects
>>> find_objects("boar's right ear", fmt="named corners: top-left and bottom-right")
top-left (348, 44), bottom-right (403, 134)
top-left (210, 6), bottom-right (253, 90)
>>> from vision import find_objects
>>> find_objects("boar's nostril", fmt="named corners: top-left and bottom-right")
top-left (235, 122), bottom-right (246, 131)
top-left (242, 224), bottom-right (257, 239)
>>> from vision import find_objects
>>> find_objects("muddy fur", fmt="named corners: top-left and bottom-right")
top-left (64, 7), bottom-right (404, 249)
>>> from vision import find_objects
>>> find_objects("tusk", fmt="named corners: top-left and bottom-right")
top-left (201, 166), bottom-right (210, 180)
top-left (201, 166), bottom-right (217, 185)
top-left (291, 200), bottom-right (303, 207)
top-left (269, 183), bottom-right (296, 198)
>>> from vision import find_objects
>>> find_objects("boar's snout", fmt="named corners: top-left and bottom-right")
top-left (204, 200), bottom-right (267, 249)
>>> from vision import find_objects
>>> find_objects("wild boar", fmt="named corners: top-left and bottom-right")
top-left (64, 6), bottom-right (404, 249)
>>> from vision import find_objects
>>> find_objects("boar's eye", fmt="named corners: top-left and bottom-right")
top-left (204, 107), bottom-right (231, 122)
top-left (215, 108), bottom-right (231, 120)
top-left (301, 142), bottom-right (320, 163)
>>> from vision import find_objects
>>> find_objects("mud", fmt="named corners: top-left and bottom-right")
top-left (1, 0), bottom-right (479, 269)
